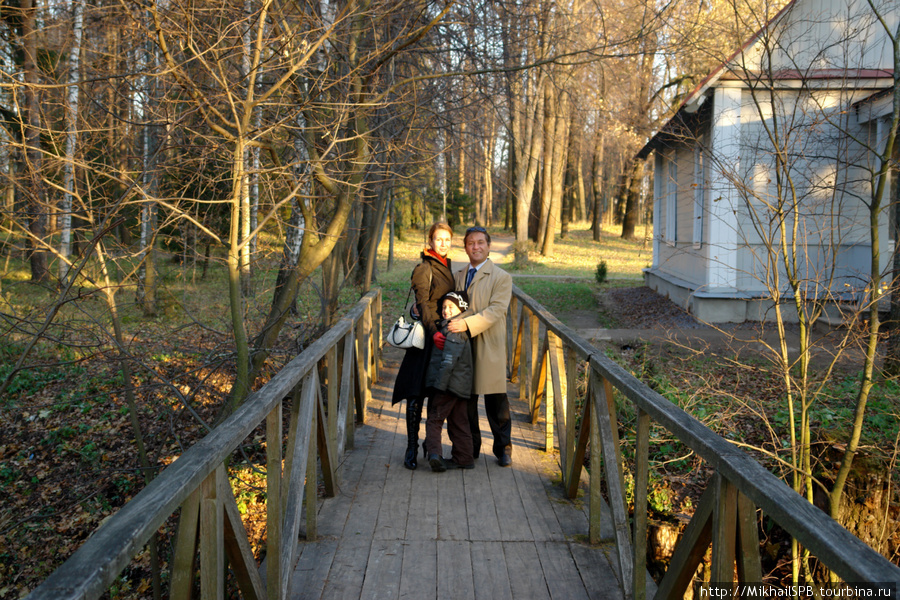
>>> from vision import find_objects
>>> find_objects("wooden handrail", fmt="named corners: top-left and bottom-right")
top-left (507, 285), bottom-right (900, 600)
top-left (26, 289), bottom-right (382, 600)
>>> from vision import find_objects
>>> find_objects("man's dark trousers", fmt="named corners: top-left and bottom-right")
top-left (467, 392), bottom-right (512, 459)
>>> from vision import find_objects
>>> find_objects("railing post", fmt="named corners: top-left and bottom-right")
top-left (341, 330), bottom-right (356, 451)
top-left (711, 472), bottom-right (738, 587)
top-left (634, 408), bottom-right (650, 600)
top-left (374, 290), bottom-right (383, 376)
top-left (515, 308), bottom-right (526, 392)
top-left (354, 321), bottom-right (370, 423)
top-left (544, 332), bottom-right (566, 452)
top-left (199, 465), bottom-right (225, 600)
top-left (530, 333), bottom-right (548, 425)
top-left (507, 295), bottom-right (518, 378)
top-left (171, 489), bottom-right (201, 600)
top-left (511, 308), bottom-right (524, 384)
top-left (327, 345), bottom-right (339, 449)
top-left (588, 383), bottom-right (603, 545)
top-left (592, 370), bottom-right (634, 600)
top-left (266, 400), bottom-right (284, 600)
top-left (736, 492), bottom-right (762, 582)
top-left (528, 310), bottom-right (539, 409)
top-left (365, 298), bottom-right (376, 385)
top-left (564, 348), bottom-right (577, 487)
top-left (306, 393), bottom-right (318, 540)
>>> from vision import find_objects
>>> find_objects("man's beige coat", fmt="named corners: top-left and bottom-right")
top-left (454, 258), bottom-right (512, 395)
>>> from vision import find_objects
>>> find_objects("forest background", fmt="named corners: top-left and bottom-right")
top-left (1, 0), bottom-right (899, 596)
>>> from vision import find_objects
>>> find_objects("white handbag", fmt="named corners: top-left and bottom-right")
top-left (387, 315), bottom-right (425, 349)
top-left (387, 287), bottom-right (426, 349)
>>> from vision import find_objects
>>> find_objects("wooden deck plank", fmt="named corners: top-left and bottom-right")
top-left (570, 542), bottom-right (625, 600)
top-left (514, 399), bottom-right (613, 541)
top-left (437, 540), bottom-right (475, 600)
top-left (463, 456), bottom-right (502, 541)
top-left (503, 542), bottom-right (551, 600)
top-left (510, 427), bottom-right (565, 543)
top-left (470, 541), bottom-right (513, 600)
top-left (437, 469), bottom-right (470, 541)
top-left (407, 449), bottom-right (440, 541)
top-left (359, 539), bottom-right (404, 600)
top-left (289, 539), bottom-right (338, 600)
top-left (374, 402), bottom-right (412, 541)
top-left (399, 540), bottom-right (437, 600)
top-left (318, 536), bottom-right (370, 599)
top-left (536, 541), bottom-right (591, 600)
top-left (312, 424), bottom-right (376, 538)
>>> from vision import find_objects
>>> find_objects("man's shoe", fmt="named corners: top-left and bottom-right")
top-left (429, 453), bottom-right (446, 472)
top-left (498, 455), bottom-right (512, 467)
top-left (444, 459), bottom-right (475, 470)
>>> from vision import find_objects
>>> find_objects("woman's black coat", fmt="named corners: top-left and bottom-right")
top-left (391, 252), bottom-right (455, 405)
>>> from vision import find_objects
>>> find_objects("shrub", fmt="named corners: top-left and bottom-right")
top-left (595, 260), bottom-right (608, 284)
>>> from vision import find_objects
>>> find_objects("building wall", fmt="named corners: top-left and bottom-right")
top-left (654, 142), bottom-right (710, 291)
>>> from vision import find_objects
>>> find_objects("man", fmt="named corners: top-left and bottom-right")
top-left (444, 226), bottom-right (513, 466)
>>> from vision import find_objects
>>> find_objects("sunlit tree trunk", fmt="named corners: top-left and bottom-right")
top-left (137, 34), bottom-right (159, 316)
top-left (480, 117), bottom-right (495, 226)
top-left (591, 133), bottom-right (604, 240)
top-left (540, 86), bottom-right (569, 256)
top-left (60, 0), bottom-right (84, 284)
top-left (620, 158), bottom-right (643, 240)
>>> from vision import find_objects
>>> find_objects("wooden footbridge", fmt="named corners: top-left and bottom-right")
top-left (28, 289), bottom-right (900, 600)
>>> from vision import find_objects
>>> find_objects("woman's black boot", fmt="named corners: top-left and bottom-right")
top-left (403, 445), bottom-right (417, 470)
top-left (403, 398), bottom-right (423, 470)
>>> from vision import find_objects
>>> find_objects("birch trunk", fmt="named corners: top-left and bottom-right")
top-left (60, 0), bottom-right (84, 283)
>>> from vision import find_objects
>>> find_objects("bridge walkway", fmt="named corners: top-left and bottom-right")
top-left (288, 346), bottom-right (622, 600)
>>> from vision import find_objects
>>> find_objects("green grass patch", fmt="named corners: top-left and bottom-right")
top-left (515, 279), bottom-right (597, 316)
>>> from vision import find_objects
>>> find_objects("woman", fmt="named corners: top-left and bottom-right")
top-left (391, 222), bottom-right (455, 469)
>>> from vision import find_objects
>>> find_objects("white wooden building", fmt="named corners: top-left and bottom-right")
top-left (638, 0), bottom-right (898, 322)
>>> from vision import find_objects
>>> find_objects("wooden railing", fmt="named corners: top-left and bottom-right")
top-left (27, 289), bottom-right (383, 600)
top-left (507, 285), bottom-right (900, 600)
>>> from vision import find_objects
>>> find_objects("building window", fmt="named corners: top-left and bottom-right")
top-left (693, 143), bottom-right (705, 248)
top-left (666, 151), bottom-right (677, 244)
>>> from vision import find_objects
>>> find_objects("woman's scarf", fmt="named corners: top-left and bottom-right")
top-left (424, 248), bottom-right (447, 268)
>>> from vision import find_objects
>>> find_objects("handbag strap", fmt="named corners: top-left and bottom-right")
top-left (409, 262), bottom-right (433, 317)
top-left (390, 320), bottom-right (412, 344)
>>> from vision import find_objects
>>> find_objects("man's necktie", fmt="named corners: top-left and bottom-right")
top-left (466, 267), bottom-right (476, 290)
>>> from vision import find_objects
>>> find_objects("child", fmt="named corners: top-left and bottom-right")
top-left (423, 291), bottom-right (476, 472)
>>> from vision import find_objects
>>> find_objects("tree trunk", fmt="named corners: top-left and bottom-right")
top-left (536, 82), bottom-right (556, 249)
top-left (540, 89), bottom-right (569, 256)
top-left (480, 117), bottom-right (496, 226)
top-left (621, 159), bottom-right (643, 240)
top-left (591, 135), bottom-right (604, 241)
top-left (885, 138), bottom-right (900, 375)
top-left (575, 135), bottom-right (586, 222)
top-left (504, 138), bottom-right (514, 231)
top-left (387, 191), bottom-right (394, 272)
top-left (60, 0), bottom-right (84, 283)
top-left (361, 187), bottom-right (388, 291)
top-left (23, 0), bottom-right (49, 283)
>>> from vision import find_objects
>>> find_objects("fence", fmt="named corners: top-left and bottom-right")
top-left (26, 289), bottom-right (382, 600)
top-left (507, 284), bottom-right (900, 600)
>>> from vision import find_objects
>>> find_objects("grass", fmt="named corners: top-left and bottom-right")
top-left (501, 223), bottom-right (651, 279)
